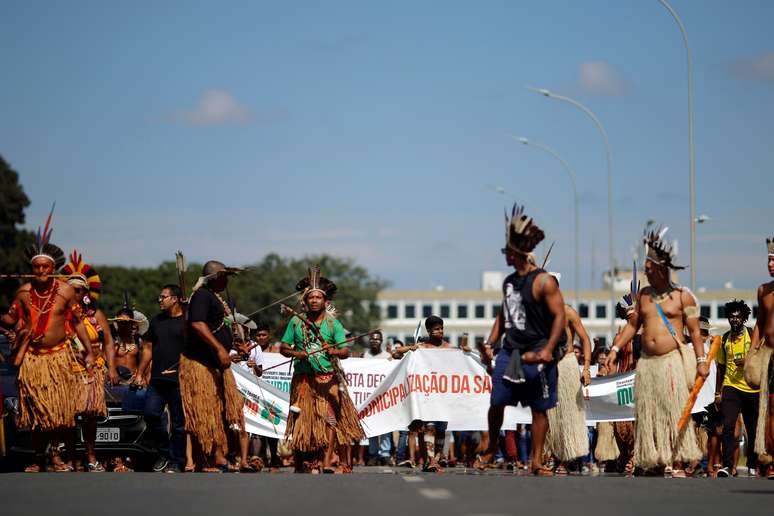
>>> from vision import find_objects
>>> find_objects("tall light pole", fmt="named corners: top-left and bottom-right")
top-left (657, 0), bottom-right (697, 292)
top-left (514, 136), bottom-right (580, 306)
top-left (527, 86), bottom-right (616, 338)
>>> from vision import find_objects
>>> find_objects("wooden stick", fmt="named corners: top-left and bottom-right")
top-left (261, 329), bottom-right (380, 373)
top-left (677, 335), bottom-right (722, 432)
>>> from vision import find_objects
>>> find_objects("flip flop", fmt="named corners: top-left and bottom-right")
top-left (87, 462), bottom-right (106, 472)
top-left (24, 464), bottom-right (42, 473)
top-left (532, 465), bottom-right (554, 477)
top-left (473, 454), bottom-right (497, 472)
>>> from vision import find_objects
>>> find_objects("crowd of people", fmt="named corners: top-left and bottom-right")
top-left (1, 208), bottom-right (773, 478)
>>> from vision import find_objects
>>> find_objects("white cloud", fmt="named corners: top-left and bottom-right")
top-left (727, 52), bottom-right (774, 84)
top-left (577, 61), bottom-right (630, 96)
top-left (175, 89), bottom-right (252, 126)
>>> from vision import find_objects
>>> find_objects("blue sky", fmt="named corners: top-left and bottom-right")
top-left (2, 0), bottom-right (772, 291)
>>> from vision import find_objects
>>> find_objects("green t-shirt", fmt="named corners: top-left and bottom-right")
top-left (281, 315), bottom-right (347, 375)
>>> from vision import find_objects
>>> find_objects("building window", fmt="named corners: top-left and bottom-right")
top-left (457, 305), bottom-right (468, 319)
top-left (699, 305), bottom-right (711, 319)
top-left (492, 304), bottom-right (501, 318)
top-left (475, 336), bottom-right (485, 347)
top-left (440, 305), bottom-right (450, 319)
top-left (387, 305), bottom-right (398, 319)
top-left (578, 303), bottom-right (589, 318)
top-left (456, 335), bottom-right (465, 348)
top-left (387, 335), bottom-right (398, 346)
top-left (405, 336), bottom-right (415, 344)
top-left (475, 304), bottom-right (485, 318)
top-left (596, 304), bottom-right (607, 319)
top-left (405, 304), bottom-right (416, 319)
top-left (717, 305), bottom-right (726, 319)
top-left (595, 336), bottom-right (607, 349)
top-left (422, 304), bottom-right (433, 318)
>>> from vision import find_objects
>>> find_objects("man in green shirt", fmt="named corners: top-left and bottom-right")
top-left (280, 265), bottom-right (364, 473)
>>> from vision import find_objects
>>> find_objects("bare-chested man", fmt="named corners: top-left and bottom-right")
top-left (0, 228), bottom-right (95, 472)
top-left (606, 223), bottom-right (708, 477)
top-left (752, 237), bottom-right (774, 478)
top-left (546, 304), bottom-right (592, 474)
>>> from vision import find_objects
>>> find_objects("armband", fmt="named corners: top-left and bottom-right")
top-left (684, 306), bottom-right (699, 319)
top-left (696, 355), bottom-right (707, 364)
top-left (610, 345), bottom-right (621, 354)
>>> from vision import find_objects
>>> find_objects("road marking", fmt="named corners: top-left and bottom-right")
top-left (401, 476), bottom-right (425, 483)
top-left (418, 488), bottom-right (453, 500)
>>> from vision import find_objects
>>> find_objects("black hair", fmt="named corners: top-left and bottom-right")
top-left (255, 320), bottom-right (271, 333)
top-left (393, 339), bottom-right (404, 347)
top-left (724, 299), bottom-right (751, 321)
top-left (425, 315), bottom-right (443, 331)
top-left (161, 284), bottom-right (182, 299)
top-left (370, 330), bottom-right (383, 339)
top-left (202, 260), bottom-right (226, 276)
top-left (116, 307), bottom-right (134, 318)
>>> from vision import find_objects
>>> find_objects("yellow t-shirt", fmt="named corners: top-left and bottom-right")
top-left (716, 329), bottom-right (758, 394)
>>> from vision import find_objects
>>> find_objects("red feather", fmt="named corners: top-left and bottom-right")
top-left (42, 202), bottom-right (56, 245)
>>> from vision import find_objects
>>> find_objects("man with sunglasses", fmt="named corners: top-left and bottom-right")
top-left (136, 284), bottom-right (186, 473)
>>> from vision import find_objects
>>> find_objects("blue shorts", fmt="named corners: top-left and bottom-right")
top-left (490, 348), bottom-right (557, 412)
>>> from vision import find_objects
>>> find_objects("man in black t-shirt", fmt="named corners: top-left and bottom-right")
top-left (136, 284), bottom-right (186, 473)
top-left (179, 260), bottom-right (245, 472)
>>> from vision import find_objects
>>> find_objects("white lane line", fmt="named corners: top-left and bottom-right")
top-left (417, 488), bottom-right (453, 500)
top-left (401, 476), bottom-right (425, 483)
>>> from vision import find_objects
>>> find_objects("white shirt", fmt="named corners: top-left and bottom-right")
top-left (229, 343), bottom-right (264, 374)
top-left (364, 349), bottom-right (391, 359)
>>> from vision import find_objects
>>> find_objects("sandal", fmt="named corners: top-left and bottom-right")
top-left (532, 465), bottom-right (554, 477)
top-left (555, 464), bottom-right (568, 476)
top-left (670, 469), bottom-right (688, 478)
top-left (624, 457), bottom-right (636, 477)
top-left (53, 462), bottom-right (74, 472)
top-left (473, 454), bottom-right (497, 472)
top-left (111, 458), bottom-right (133, 473)
top-left (184, 465), bottom-right (196, 473)
top-left (24, 464), bottom-right (42, 473)
top-left (87, 462), bottom-right (106, 473)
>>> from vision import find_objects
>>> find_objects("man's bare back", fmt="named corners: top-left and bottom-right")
top-left (636, 286), bottom-right (695, 356)
top-left (757, 280), bottom-right (774, 348)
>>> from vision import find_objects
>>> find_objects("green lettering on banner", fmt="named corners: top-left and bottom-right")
top-left (617, 386), bottom-right (634, 406)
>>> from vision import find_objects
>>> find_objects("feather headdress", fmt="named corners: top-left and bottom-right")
top-left (767, 236), bottom-right (774, 256)
top-left (23, 203), bottom-right (65, 269)
top-left (643, 221), bottom-right (686, 270)
top-left (62, 250), bottom-right (102, 300)
top-left (504, 203), bottom-right (545, 255)
top-left (295, 264), bottom-right (337, 299)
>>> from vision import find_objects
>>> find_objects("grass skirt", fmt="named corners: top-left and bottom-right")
top-left (18, 347), bottom-right (77, 431)
top-left (595, 422), bottom-right (620, 462)
top-left (754, 351), bottom-right (771, 455)
top-left (285, 373), bottom-right (365, 453)
top-left (546, 353), bottom-right (589, 461)
top-left (179, 356), bottom-right (245, 456)
top-left (75, 366), bottom-right (107, 417)
top-left (634, 349), bottom-right (702, 468)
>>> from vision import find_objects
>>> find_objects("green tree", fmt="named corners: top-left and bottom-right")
top-left (0, 155), bottom-right (34, 308)
top-left (93, 254), bottom-right (387, 350)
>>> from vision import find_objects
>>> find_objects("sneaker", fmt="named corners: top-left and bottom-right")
top-left (397, 459), bottom-right (414, 468)
top-left (716, 467), bottom-right (730, 478)
top-left (152, 457), bottom-right (169, 473)
top-left (164, 464), bottom-right (181, 474)
top-left (767, 466), bottom-right (774, 480)
top-left (747, 467), bottom-right (758, 478)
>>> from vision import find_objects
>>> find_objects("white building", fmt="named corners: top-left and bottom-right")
top-left (376, 271), bottom-right (757, 349)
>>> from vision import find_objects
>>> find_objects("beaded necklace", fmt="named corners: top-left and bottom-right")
top-left (30, 281), bottom-right (59, 341)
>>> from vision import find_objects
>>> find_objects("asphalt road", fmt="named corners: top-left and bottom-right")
top-left (2, 467), bottom-right (773, 516)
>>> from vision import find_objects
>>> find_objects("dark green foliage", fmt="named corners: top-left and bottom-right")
top-left (96, 254), bottom-right (387, 346)
top-left (0, 155), bottom-right (34, 308)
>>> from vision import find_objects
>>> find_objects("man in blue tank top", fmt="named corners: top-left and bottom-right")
top-left (475, 204), bottom-right (568, 476)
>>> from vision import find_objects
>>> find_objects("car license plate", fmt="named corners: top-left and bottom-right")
top-left (95, 427), bottom-right (120, 442)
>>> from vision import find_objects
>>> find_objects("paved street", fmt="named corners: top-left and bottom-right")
top-left (2, 467), bottom-right (773, 516)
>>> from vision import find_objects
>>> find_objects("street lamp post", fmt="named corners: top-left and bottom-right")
top-left (514, 136), bottom-right (580, 307)
top-left (657, 0), bottom-right (697, 292)
top-left (527, 86), bottom-right (616, 339)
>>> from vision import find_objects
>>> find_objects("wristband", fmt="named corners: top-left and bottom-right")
top-left (696, 356), bottom-right (707, 364)
top-left (610, 345), bottom-right (620, 354)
